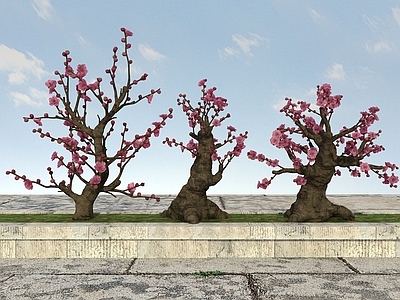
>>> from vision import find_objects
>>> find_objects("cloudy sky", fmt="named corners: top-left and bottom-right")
top-left (1, 0), bottom-right (399, 195)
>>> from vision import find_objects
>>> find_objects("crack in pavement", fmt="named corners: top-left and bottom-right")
top-left (0, 274), bottom-right (15, 283)
top-left (246, 273), bottom-right (262, 300)
top-left (338, 257), bottom-right (361, 274)
top-left (123, 258), bottom-right (137, 274)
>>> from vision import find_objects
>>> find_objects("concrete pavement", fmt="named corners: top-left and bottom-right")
top-left (1, 258), bottom-right (400, 299)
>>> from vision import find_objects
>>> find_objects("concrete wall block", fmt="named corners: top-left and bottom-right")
top-left (192, 224), bottom-right (251, 240)
top-left (22, 224), bottom-right (88, 240)
top-left (209, 240), bottom-right (274, 258)
top-left (325, 240), bottom-right (396, 257)
top-left (308, 224), bottom-right (376, 240)
top-left (137, 240), bottom-right (209, 258)
top-left (67, 239), bottom-right (137, 258)
top-left (89, 224), bottom-right (147, 239)
top-left (249, 224), bottom-right (276, 239)
top-left (0, 224), bottom-right (24, 239)
top-left (376, 224), bottom-right (400, 240)
top-left (15, 240), bottom-right (67, 258)
top-left (275, 240), bottom-right (326, 257)
top-left (275, 224), bottom-right (312, 240)
top-left (147, 224), bottom-right (194, 239)
top-left (0, 240), bottom-right (15, 258)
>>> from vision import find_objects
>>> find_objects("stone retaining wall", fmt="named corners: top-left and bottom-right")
top-left (1, 223), bottom-right (399, 258)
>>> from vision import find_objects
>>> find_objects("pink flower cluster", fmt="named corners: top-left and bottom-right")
top-left (316, 83), bottom-right (342, 110)
top-left (165, 79), bottom-right (247, 170)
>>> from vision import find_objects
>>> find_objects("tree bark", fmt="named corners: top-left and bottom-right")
top-left (161, 126), bottom-right (229, 224)
top-left (71, 184), bottom-right (99, 220)
top-left (284, 182), bottom-right (355, 222)
top-left (284, 133), bottom-right (355, 222)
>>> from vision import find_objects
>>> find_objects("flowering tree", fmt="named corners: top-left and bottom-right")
top-left (6, 28), bottom-right (173, 220)
top-left (248, 83), bottom-right (398, 222)
top-left (161, 79), bottom-right (248, 223)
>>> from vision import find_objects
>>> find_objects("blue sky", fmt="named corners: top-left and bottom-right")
top-left (1, 0), bottom-right (399, 195)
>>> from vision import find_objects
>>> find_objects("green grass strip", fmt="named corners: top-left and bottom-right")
top-left (0, 213), bottom-right (399, 223)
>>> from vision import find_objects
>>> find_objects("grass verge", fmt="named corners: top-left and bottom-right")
top-left (0, 213), bottom-right (399, 223)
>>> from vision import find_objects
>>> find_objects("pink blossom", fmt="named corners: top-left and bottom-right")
top-left (88, 81), bottom-right (99, 90)
top-left (57, 157), bottom-right (64, 168)
top-left (359, 162), bottom-right (370, 173)
top-left (65, 65), bottom-right (75, 77)
top-left (384, 162), bottom-right (398, 172)
top-left (352, 130), bottom-right (361, 140)
top-left (293, 157), bottom-right (302, 169)
top-left (299, 101), bottom-right (310, 112)
top-left (49, 95), bottom-right (60, 106)
top-left (334, 169), bottom-right (342, 176)
top-left (124, 28), bottom-right (133, 37)
top-left (146, 94), bottom-right (153, 104)
top-left (45, 80), bottom-right (57, 93)
top-left (127, 182), bottom-right (136, 194)
top-left (213, 97), bottom-right (228, 110)
top-left (198, 79), bottom-right (207, 86)
top-left (76, 64), bottom-right (88, 79)
top-left (257, 178), bottom-right (271, 189)
top-left (293, 176), bottom-right (307, 185)
top-left (227, 125), bottom-right (236, 132)
top-left (212, 119), bottom-right (221, 127)
top-left (268, 159), bottom-right (279, 167)
top-left (24, 179), bottom-right (33, 190)
top-left (94, 161), bottom-right (107, 173)
top-left (307, 147), bottom-right (318, 162)
top-left (186, 139), bottom-right (198, 151)
top-left (388, 174), bottom-right (399, 187)
top-left (247, 150), bottom-right (257, 160)
top-left (350, 169), bottom-right (361, 177)
top-left (51, 151), bottom-right (58, 161)
top-left (89, 175), bottom-right (101, 186)
top-left (211, 151), bottom-right (219, 161)
top-left (72, 153), bottom-right (80, 163)
top-left (33, 118), bottom-right (42, 126)
top-left (77, 79), bottom-right (88, 92)
top-left (257, 153), bottom-right (265, 162)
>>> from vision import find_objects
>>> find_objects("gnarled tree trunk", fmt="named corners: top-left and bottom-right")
top-left (161, 126), bottom-right (229, 224)
top-left (284, 132), bottom-right (355, 222)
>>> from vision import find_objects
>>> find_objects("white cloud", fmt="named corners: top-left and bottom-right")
top-left (31, 0), bottom-right (54, 20)
top-left (77, 34), bottom-right (90, 47)
top-left (218, 47), bottom-right (240, 59)
top-left (366, 40), bottom-right (394, 53)
top-left (138, 44), bottom-right (166, 61)
top-left (362, 14), bottom-right (382, 33)
top-left (0, 44), bottom-right (48, 85)
top-left (10, 91), bottom-right (42, 106)
top-left (392, 7), bottom-right (400, 26)
top-left (325, 63), bottom-right (345, 80)
top-left (219, 33), bottom-right (269, 59)
top-left (308, 7), bottom-right (326, 24)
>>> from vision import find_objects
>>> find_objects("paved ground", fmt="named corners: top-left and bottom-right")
top-left (1, 194), bottom-right (399, 299)
top-left (0, 194), bottom-right (399, 214)
top-left (1, 258), bottom-right (400, 299)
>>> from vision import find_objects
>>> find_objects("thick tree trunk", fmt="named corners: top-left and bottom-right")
top-left (284, 183), bottom-right (355, 222)
top-left (71, 184), bottom-right (99, 220)
top-left (284, 134), bottom-right (355, 222)
top-left (161, 126), bottom-right (229, 224)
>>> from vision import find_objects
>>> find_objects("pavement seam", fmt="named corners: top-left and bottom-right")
top-left (338, 257), bottom-right (361, 274)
